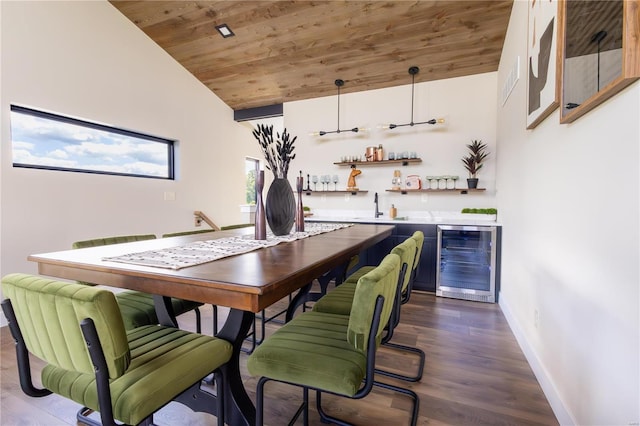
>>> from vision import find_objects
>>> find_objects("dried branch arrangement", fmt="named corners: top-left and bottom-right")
top-left (252, 124), bottom-right (297, 179)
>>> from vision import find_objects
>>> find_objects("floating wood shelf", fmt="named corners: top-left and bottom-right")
top-left (304, 190), bottom-right (368, 196)
top-left (333, 158), bottom-right (422, 167)
top-left (386, 188), bottom-right (486, 195)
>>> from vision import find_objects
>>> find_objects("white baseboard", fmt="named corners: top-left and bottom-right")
top-left (499, 291), bottom-right (575, 426)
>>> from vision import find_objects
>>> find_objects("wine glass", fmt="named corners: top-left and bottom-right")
top-left (452, 175), bottom-right (459, 189)
top-left (443, 175), bottom-right (452, 189)
top-left (312, 175), bottom-right (318, 191)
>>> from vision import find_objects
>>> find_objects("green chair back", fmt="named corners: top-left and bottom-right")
top-left (347, 253), bottom-right (400, 352)
top-left (220, 223), bottom-right (254, 230)
top-left (410, 231), bottom-right (424, 275)
top-left (392, 237), bottom-right (416, 293)
top-left (72, 234), bottom-right (156, 287)
top-left (1, 273), bottom-right (130, 379)
top-left (162, 229), bottom-right (217, 238)
top-left (72, 234), bottom-right (156, 249)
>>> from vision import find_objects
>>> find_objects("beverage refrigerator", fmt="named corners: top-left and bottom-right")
top-left (436, 225), bottom-right (500, 303)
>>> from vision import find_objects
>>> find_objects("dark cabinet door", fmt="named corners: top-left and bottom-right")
top-left (413, 236), bottom-right (436, 292)
top-left (356, 223), bottom-right (438, 292)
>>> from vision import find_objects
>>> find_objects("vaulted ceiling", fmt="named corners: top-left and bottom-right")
top-left (109, 1), bottom-right (514, 112)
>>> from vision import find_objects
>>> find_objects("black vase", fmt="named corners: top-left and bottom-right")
top-left (467, 178), bottom-right (479, 189)
top-left (265, 178), bottom-right (296, 236)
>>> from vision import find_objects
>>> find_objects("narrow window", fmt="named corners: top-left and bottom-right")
top-left (10, 105), bottom-right (174, 179)
top-left (245, 157), bottom-right (259, 204)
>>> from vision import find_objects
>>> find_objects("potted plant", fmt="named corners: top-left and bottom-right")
top-left (461, 139), bottom-right (489, 189)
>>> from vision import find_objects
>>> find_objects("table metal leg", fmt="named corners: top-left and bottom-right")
top-left (218, 309), bottom-right (256, 426)
top-left (152, 295), bottom-right (178, 327)
top-left (286, 282), bottom-right (313, 322)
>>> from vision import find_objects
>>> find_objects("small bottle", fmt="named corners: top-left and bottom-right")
top-left (389, 204), bottom-right (397, 219)
top-left (376, 144), bottom-right (384, 161)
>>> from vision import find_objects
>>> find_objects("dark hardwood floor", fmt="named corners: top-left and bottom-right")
top-left (0, 290), bottom-right (558, 425)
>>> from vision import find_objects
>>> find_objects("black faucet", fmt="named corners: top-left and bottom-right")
top-left (374, 192), bottom-right (383, 218)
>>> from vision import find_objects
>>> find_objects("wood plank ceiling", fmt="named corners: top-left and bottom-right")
top-left (109, 1), bottom-right (514, 111)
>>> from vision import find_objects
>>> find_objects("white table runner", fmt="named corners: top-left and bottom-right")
top-left (103, 223), bottom-right (353, 270)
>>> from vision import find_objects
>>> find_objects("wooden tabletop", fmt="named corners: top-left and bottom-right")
top-left (29, 224), bottom-right (394, 313)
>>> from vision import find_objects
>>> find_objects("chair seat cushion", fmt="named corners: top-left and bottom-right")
top-left (42, 325), bottom-right (232, 426)
top-left (344, 266), bottom-right (375, 284)
top-left (246, 311), bottom-right (366, 397)
top-left (312, 282), bottom-right (357, 316)
top-left (115, 290), bottom-right (203, 330)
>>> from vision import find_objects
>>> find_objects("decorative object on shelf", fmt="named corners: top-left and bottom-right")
top-left (304, 174), bottom-right (312, 192)
top-left (461, 140), bottom-right (489, 189)
top-left (347, 165), bottom-right (361, 191)
top-left (254, 169), bottom-right (266, 240)
top-left (392, 170), bottom-right (402, 190)
top-left (310, 79), bottom-right (361, 136)
top-left (295, 173), bottom-right (304, 232)
top-left (376, 144), bottom-right (384, 161)
top-left (365, 146), bottom-right (377, 161)
top-left (380, 66), bottom-right (446, 130)
top-left (252, 124), bottom-right (297, 236)
top-left (405, 174), bottom-right (422, 189)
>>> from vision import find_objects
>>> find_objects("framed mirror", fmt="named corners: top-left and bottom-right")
top-left (559, 0), bottom-right (639, 123)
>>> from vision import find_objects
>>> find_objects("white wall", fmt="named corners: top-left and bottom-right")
top-left (496, 1), bottom-right (639, 425)
top-left (0, 2), bottom-right (261, 306)
top-left (284, 73), bottom-right (498, 216)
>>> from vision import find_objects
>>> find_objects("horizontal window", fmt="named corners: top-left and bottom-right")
top-left (10, 105), bottom-right (174, 179)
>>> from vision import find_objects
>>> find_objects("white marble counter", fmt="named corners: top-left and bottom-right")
top-left (305, 209), bottom-right (501, 227)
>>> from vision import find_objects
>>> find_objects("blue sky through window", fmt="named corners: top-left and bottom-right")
top-left (10, 105), bottom-right (173, 179)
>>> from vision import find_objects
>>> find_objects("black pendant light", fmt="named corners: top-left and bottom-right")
top-left (311, 79), bottom-right (360, 136)
top-left (382, 66), bottom-right (445, 130)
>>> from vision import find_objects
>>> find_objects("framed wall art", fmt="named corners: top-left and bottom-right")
top-left (526, 0), bottom-right (560, 129)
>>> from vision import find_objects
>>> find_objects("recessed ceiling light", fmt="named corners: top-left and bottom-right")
top-left (215, 24), bottom-right (235, 38)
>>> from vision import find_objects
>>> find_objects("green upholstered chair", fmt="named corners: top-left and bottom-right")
top-left (1, 273), bottom-right (232, 426)
top-left (344, 231), bottom-right (424, 303)
top-left (247, 254), bottom-right (419, 426)
top-left (161, 228), bottom-right (217, 237)
top-left (220, 223), bottom-right (253, 230)
top-left (73, 234), bottom-right (204, 333)
top-left (312, 232), bottom-right (426, 382)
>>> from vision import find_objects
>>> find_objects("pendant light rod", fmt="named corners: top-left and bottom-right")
top-left (311, 79), bottom-right (360, 136)
top-left (382, 66), bottom-right (445, 130)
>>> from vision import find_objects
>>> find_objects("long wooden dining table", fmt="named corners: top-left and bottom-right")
top-left (28, 223), bottom-right (394, 426)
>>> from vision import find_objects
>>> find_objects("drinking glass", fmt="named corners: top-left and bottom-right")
top-left (332, 175), bottom-right (339, 191)
top-left (312, 175), bottom-right (318, 191)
